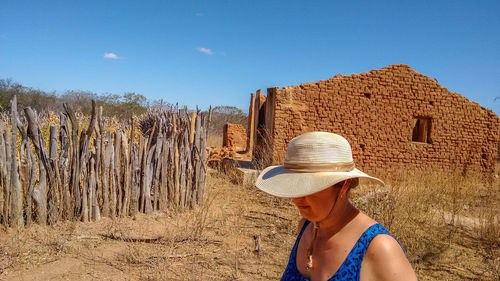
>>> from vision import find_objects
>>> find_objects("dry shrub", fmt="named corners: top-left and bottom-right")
top-left (190, 186), bottom-right (219, 240)
top-left (352, 168), bottom-right (499, 280)
top-left (0, 221), bottom-right (80, 273)
top-left (252, 128), bottom-right (278, 170)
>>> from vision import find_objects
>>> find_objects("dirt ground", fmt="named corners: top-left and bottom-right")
top-left (0, 168), bottom-right (498, 280)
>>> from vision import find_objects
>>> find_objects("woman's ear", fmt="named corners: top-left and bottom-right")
top-left (340, 179), bottom-right (351, 199)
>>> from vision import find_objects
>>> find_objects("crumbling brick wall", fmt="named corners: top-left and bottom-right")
top-left (223, 123), bottom-right (247, 151)
top-left (208, 123), bottom-right (250, 162)
top-left (255, 64), bottom-right (500, 176)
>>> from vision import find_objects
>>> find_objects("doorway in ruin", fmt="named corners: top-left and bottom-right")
top-left (252, 89), bottom-right (276, 168)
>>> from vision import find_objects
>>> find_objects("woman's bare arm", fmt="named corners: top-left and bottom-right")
top-left (360, 234), bottom-right (417, 281)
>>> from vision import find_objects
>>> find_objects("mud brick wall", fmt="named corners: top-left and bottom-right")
top-left (223, 123), bottom-right (247, 151)
top-left (266, 64), bottom-right (500, 176)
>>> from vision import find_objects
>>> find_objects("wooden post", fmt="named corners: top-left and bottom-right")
top-left (139, 136), bottom-right (147, 213)
top-left (159, 138), bottom-right (168, 211)
top-left (25, 149), bottom-right (36, 226)
top-left (198, 117), bottom-right (208, 205)
top-left (144, 144), bottom-right (155, 214)
top-left (16, 116), bottom-right (34, 225)
top-left (59, 113), bottom-right (72, 219)
top-left (184, 126), bottom-right (193, 208)
top-left (152, 133), bottom-right (162, 211)
top-left (129, 140), bottom-right (138, 216)
top-left (193, 113), bottom-right (202, 204)
top-left (133, 135), bottom-right (145, 215)
top-left (33, 154), bottom-right (47, 225)
top-left (128, 116), bottom-right (136, 215)
top-left (96, 106), bottom-right (103, 212)
top-left (179, 125), bottom-right (186, 208)
top-left (173, 114), bottom-right (180, 206)
top-left (167, 131), bottom-right (175, 207)
top-left (0, 119), bottom-right (11, 226)
top-left (49, 125), bottom-right (62, 219)
top-left (86, 154), bottom-right (93, 221)
top-left (121, 133), bottom-right (130, 217)
top-left (189, 112), bottom-right (197, 145)
top-left (0, 121), bottom-right (5, 225)
top-left (18, 118), bottom-right (29, 211)
top-left (102, 132), bottom-right (112, 217)
top-left (114, 130), bottom-right (122, 216)
top-left (89, 154), bottom-right (100, 221)
top-left (63, 103), bottom-right (80, 219)
top-left (49, 126), bottom-right (58, 161)
top-left (80, 134), bottom-right (89, 223)
top-left (10, 96), bottom-right (24, 226)
top-left (109, 134), bottom-right (116, 218)
top-left (207, 106), bottom-right (213, 134)
top-left (3, 122), bottom-right (11, 226)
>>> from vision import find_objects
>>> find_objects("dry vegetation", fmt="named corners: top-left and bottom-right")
top-left (207, 134), bottom-right (223, 148)
top-left (0, 166), bottom-right (498, 280)
top-left (352, 167), bottom-right (500, 280)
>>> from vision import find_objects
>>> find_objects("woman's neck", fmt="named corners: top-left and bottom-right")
top-left (316, 198), bottom-right (360, 239)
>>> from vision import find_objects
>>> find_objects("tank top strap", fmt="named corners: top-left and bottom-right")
top-left (291, 219), bottom-right (310, 262)
top-left (353, 223), bottom-right (391, 259)
top-left (331, 223), bottom-right (404, 281)
top-left (280, 220), bottom-right (311, 281)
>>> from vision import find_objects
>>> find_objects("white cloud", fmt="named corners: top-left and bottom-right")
top-left (196, 47), bottom-right (213, 55)
top-left (195, 12), bottom-right (204, 16)
top-left (103, 52), bottom-right (122, 59)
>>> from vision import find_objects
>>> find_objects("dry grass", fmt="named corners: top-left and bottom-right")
top-left (0, 167), bottom-right (498, 280)
top-left (352, 168), bottom-right (500, 281)
top-left (207, 133), bottom-right (223, 148)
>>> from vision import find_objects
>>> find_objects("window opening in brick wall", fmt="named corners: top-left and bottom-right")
top-left (412, 117), bottom-right (432, 143)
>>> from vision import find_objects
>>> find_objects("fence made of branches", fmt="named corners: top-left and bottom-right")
top-left (0, 96), bottom-right (210, 227)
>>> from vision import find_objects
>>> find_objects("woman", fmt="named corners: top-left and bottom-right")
top-left (255, 132), bottom-right (417, 281)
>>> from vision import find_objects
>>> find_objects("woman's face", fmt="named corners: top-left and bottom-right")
top-left (292, 186), bottom-right (339, 222)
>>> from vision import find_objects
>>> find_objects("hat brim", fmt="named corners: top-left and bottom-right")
top-left (255, 165), bottom-right (384, 198)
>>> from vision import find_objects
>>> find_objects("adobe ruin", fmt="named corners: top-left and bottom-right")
top-left (244, 64), bottom-right (499, 177)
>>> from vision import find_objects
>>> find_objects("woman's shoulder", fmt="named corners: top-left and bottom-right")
top-left (361, 231), bottom-right (417, 281)
top-left (367, 233), bottom-right (405, 257)
top-left (355, 213), bottom-right (417, 280)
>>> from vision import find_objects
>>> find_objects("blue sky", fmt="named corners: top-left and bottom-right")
top-left (1, 0), bottom-right (499, 115)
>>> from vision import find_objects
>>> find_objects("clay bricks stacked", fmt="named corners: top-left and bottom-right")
top-left (265, 64), bottom-right (500, 177)
top-left (223, 123), bottom-right (247, 151)
top-left (209, 123), bottom-right (250, 162)
top-left (208, 147), bottom-right (238, 161)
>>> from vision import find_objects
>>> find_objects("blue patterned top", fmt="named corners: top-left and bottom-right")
top-left (281, 220), bottom-right (403, 281)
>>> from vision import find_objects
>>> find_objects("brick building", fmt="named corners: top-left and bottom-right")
top-left (245, 64), bottom-right (499, 176)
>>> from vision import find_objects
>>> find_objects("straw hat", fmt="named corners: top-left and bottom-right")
top-left (255, 132), bottom-right (384, 198)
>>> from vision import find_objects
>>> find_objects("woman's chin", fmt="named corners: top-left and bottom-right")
top-left (299, 210), bottom-right (319, 222)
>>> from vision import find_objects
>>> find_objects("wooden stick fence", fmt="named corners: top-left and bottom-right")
top-left (0, 96), bottom-right (210, 226)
